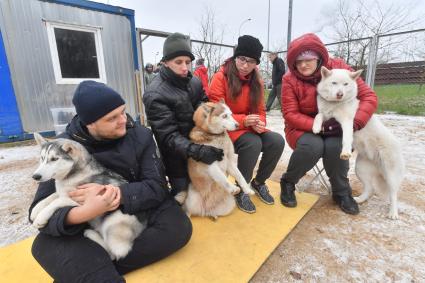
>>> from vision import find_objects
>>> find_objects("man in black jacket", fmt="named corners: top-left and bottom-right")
top-left (266, 52), bottom-right (286, 111)
top-left (30, 81), bottom-right (192, 283)
top-left (143, 33), bottom-right (223, 204)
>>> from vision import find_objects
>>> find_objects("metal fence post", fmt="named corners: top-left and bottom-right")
top-left (366, 35), bottom-right (379, 88)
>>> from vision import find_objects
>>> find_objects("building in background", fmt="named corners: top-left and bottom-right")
top-left (0, 0), bottom-right (139, 142)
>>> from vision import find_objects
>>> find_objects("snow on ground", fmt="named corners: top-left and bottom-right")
top-left (0, 111), bottom-right (424, 281)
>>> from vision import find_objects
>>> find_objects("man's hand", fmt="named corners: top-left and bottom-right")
top-left (67, 183), bottom-right (121, 224)
top-left (69, 183), bottom-right (103, 205)
top-left (82, 184), bottom-right (121, 216)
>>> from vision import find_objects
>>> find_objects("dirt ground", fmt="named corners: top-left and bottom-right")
top-left (0, 111), bottom-right (424, 282)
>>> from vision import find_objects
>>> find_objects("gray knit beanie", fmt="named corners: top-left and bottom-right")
top-left (162, 32), bottom-right (195, 61)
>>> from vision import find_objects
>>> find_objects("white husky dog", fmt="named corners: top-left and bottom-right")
top-left (312, 67), bottom-right (404, 219)
top-left (184, 100), bottom-right (255, 219)
top-left (31, 133), bottom-right (145, 259)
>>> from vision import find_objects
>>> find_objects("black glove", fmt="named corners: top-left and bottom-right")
top-left (187, 144), bottom-right (224, 165)
top-left (321, 118), bottom-right (342, 137)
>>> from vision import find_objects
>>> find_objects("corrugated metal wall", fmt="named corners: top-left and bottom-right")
top-left (0, 0), bottom-right (137, 132)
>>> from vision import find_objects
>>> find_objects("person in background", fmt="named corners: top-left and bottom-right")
top-left (144, 63), bottom-right (156, 88)
top-left (280, 33), bottom-right (378, 215)
top-left (30, 80), bottom-right (192, 282)
top-left (193, 58), bottom-right (209, 95)
top-left (266, 52), bottom-right (286, 111)
top-left (143, 33), bottom-right (224, 204)
top-left (209, 35), bottom-right (285, 214)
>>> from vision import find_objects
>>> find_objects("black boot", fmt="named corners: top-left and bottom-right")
top-left (235, 192), bottom-right (256, 214)
top-left (332, 195), bottom-right (359, 215)
top-left (280, 179), bottom-right (297, 207)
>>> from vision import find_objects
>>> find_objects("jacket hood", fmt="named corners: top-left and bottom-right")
top-left (286, 33), bottom-right (329, 82)
top-left (65, 114), bottom-right (135, 147)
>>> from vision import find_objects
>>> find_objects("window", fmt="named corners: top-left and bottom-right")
top-left (46, 21), bottom-right (107, 84)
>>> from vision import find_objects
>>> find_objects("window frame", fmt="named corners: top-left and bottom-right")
top-left (46, 21), bottom-right (107, 84)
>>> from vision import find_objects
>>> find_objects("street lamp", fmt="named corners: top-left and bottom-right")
top-left (238, 18), bottom-right (252, 37)
top-left (154, 51), bottom-right (159, 64)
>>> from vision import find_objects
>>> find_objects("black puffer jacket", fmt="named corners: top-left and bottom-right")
top-left (143, 66), bottom-right (208, 179)
top-left (28, 115), bottom-right (172, 236)
top-left (271, 56), bottom-right (286, 86)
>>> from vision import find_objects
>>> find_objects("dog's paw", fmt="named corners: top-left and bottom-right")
top-left (32, 217), bottom-right (48, 229)
top-left (353, 196), bottom-right (362, 203)
top-left (242, 186), bottom-right (255, 195)
top-left (387, 210), bottom-right (399, 220)
top-left (174, 191), bottom-right (188, 205)
top-left (340, 152), bottom-right (351, 160)
top-left (29, 211), bottom-right (37, 222)
top-left (312, 124), bottom-right (321, 134)
top-left (228, 184), bottom-right (241, 195)
top-left (210, 215), bottom-right (218, 222)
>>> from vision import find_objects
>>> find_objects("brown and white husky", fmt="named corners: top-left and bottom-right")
top-left (183, 100), bottom-right (254, 219)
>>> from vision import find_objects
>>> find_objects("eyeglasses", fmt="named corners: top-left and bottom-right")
top-left (236, 56), bottom-right (257, 65)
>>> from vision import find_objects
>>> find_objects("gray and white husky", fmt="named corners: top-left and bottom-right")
top-left (312, 67), bottom-right (404, 219)
top-left (31, 133), bottom-right (145, 259)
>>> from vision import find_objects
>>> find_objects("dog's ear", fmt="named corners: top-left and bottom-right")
top-left (33, 132), bottom-right (47, 146)
top-left (201, 103), bottom-right (215, 117)
top-left (320, 66), bottom-right (332, 78)
top-left (350, 69), bottom-right (363, 80)
top-left (61, 141), bottom-right (79, 159)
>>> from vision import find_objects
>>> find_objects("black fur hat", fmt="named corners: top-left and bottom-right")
top-left (234, 35), bottom-right (263, 64)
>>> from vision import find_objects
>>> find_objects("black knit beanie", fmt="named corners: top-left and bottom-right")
top-left (72, 80), bottom-right (125, 125)
top-left (162, 32), bottom-right (195, 61)
top-left (234, 35), bottom-right (263, 64)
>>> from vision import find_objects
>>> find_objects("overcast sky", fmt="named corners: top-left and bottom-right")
top-left (97, 0), bottom-right (425, 65)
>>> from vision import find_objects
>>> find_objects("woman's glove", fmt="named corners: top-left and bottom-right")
top-left (321, 118), bottom-right (343, 137)
top-left (187, 144), bottom-right (224, 164)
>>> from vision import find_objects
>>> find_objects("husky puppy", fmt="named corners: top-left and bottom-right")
top-left (312, 67), bottom-right (405, 219)
top-left (184, 100), bottom-right (255, 219)
top-left (31, 133), bottom-right (145, 259)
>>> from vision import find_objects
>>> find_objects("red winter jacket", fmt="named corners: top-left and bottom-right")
top-left (281, 33), bottom-right (378, 149)
top-left (193, 65), bottom-right (209, 95)
top-left (208, 63), bottom-right (268, 142)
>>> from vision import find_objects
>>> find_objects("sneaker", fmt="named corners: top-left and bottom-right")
top-left (332, 195), bottom-right (360, 215)
top-left (251, 180), bottom-right (274, 205)
top-left (235, 192), bottom-right (256, 214)
top-left (280, 179), bottom-right (297, 207)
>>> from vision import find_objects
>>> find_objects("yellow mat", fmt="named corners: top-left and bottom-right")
top-left (0, 181), bottom-right (318, 283)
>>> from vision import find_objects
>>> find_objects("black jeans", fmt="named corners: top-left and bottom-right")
top-left (282, 132), bottom-right (351, 196)
top-left (233, 131), bottom-right (285, 184)
top-left (266, 83), bottom-right (282, 111)
top-left (32, 202), bottom-right (192, 283)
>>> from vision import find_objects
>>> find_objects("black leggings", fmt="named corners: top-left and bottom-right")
top-left (32, 202), bottom-right (192, 283)
top-left (233, 131), bottom-right (285, 184)
top-left (282, 132), bottom-right (351, 196)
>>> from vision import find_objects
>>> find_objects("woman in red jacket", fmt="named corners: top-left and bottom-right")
top-left (280, 33), bottom-right (378, 215)
top-left (209, 35), bottom-right (285, 213)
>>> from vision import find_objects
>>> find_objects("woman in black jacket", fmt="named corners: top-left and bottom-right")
top-left (30, 81), bottom-right (192, 283)
top-left (143, 33), bottom-right (224, 204)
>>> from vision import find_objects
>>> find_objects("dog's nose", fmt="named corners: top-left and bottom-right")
top-left (336, 91), bottom-right (343, 99)
top-left (235, 122), bottom-right (239, 129)
top-left (32, 174), bottom-right (42, 181)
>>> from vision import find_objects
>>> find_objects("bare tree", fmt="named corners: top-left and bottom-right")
top-left (320, 0), bottom-right (424, 67)
top-left (192, 5), bottom-right (229, 80)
